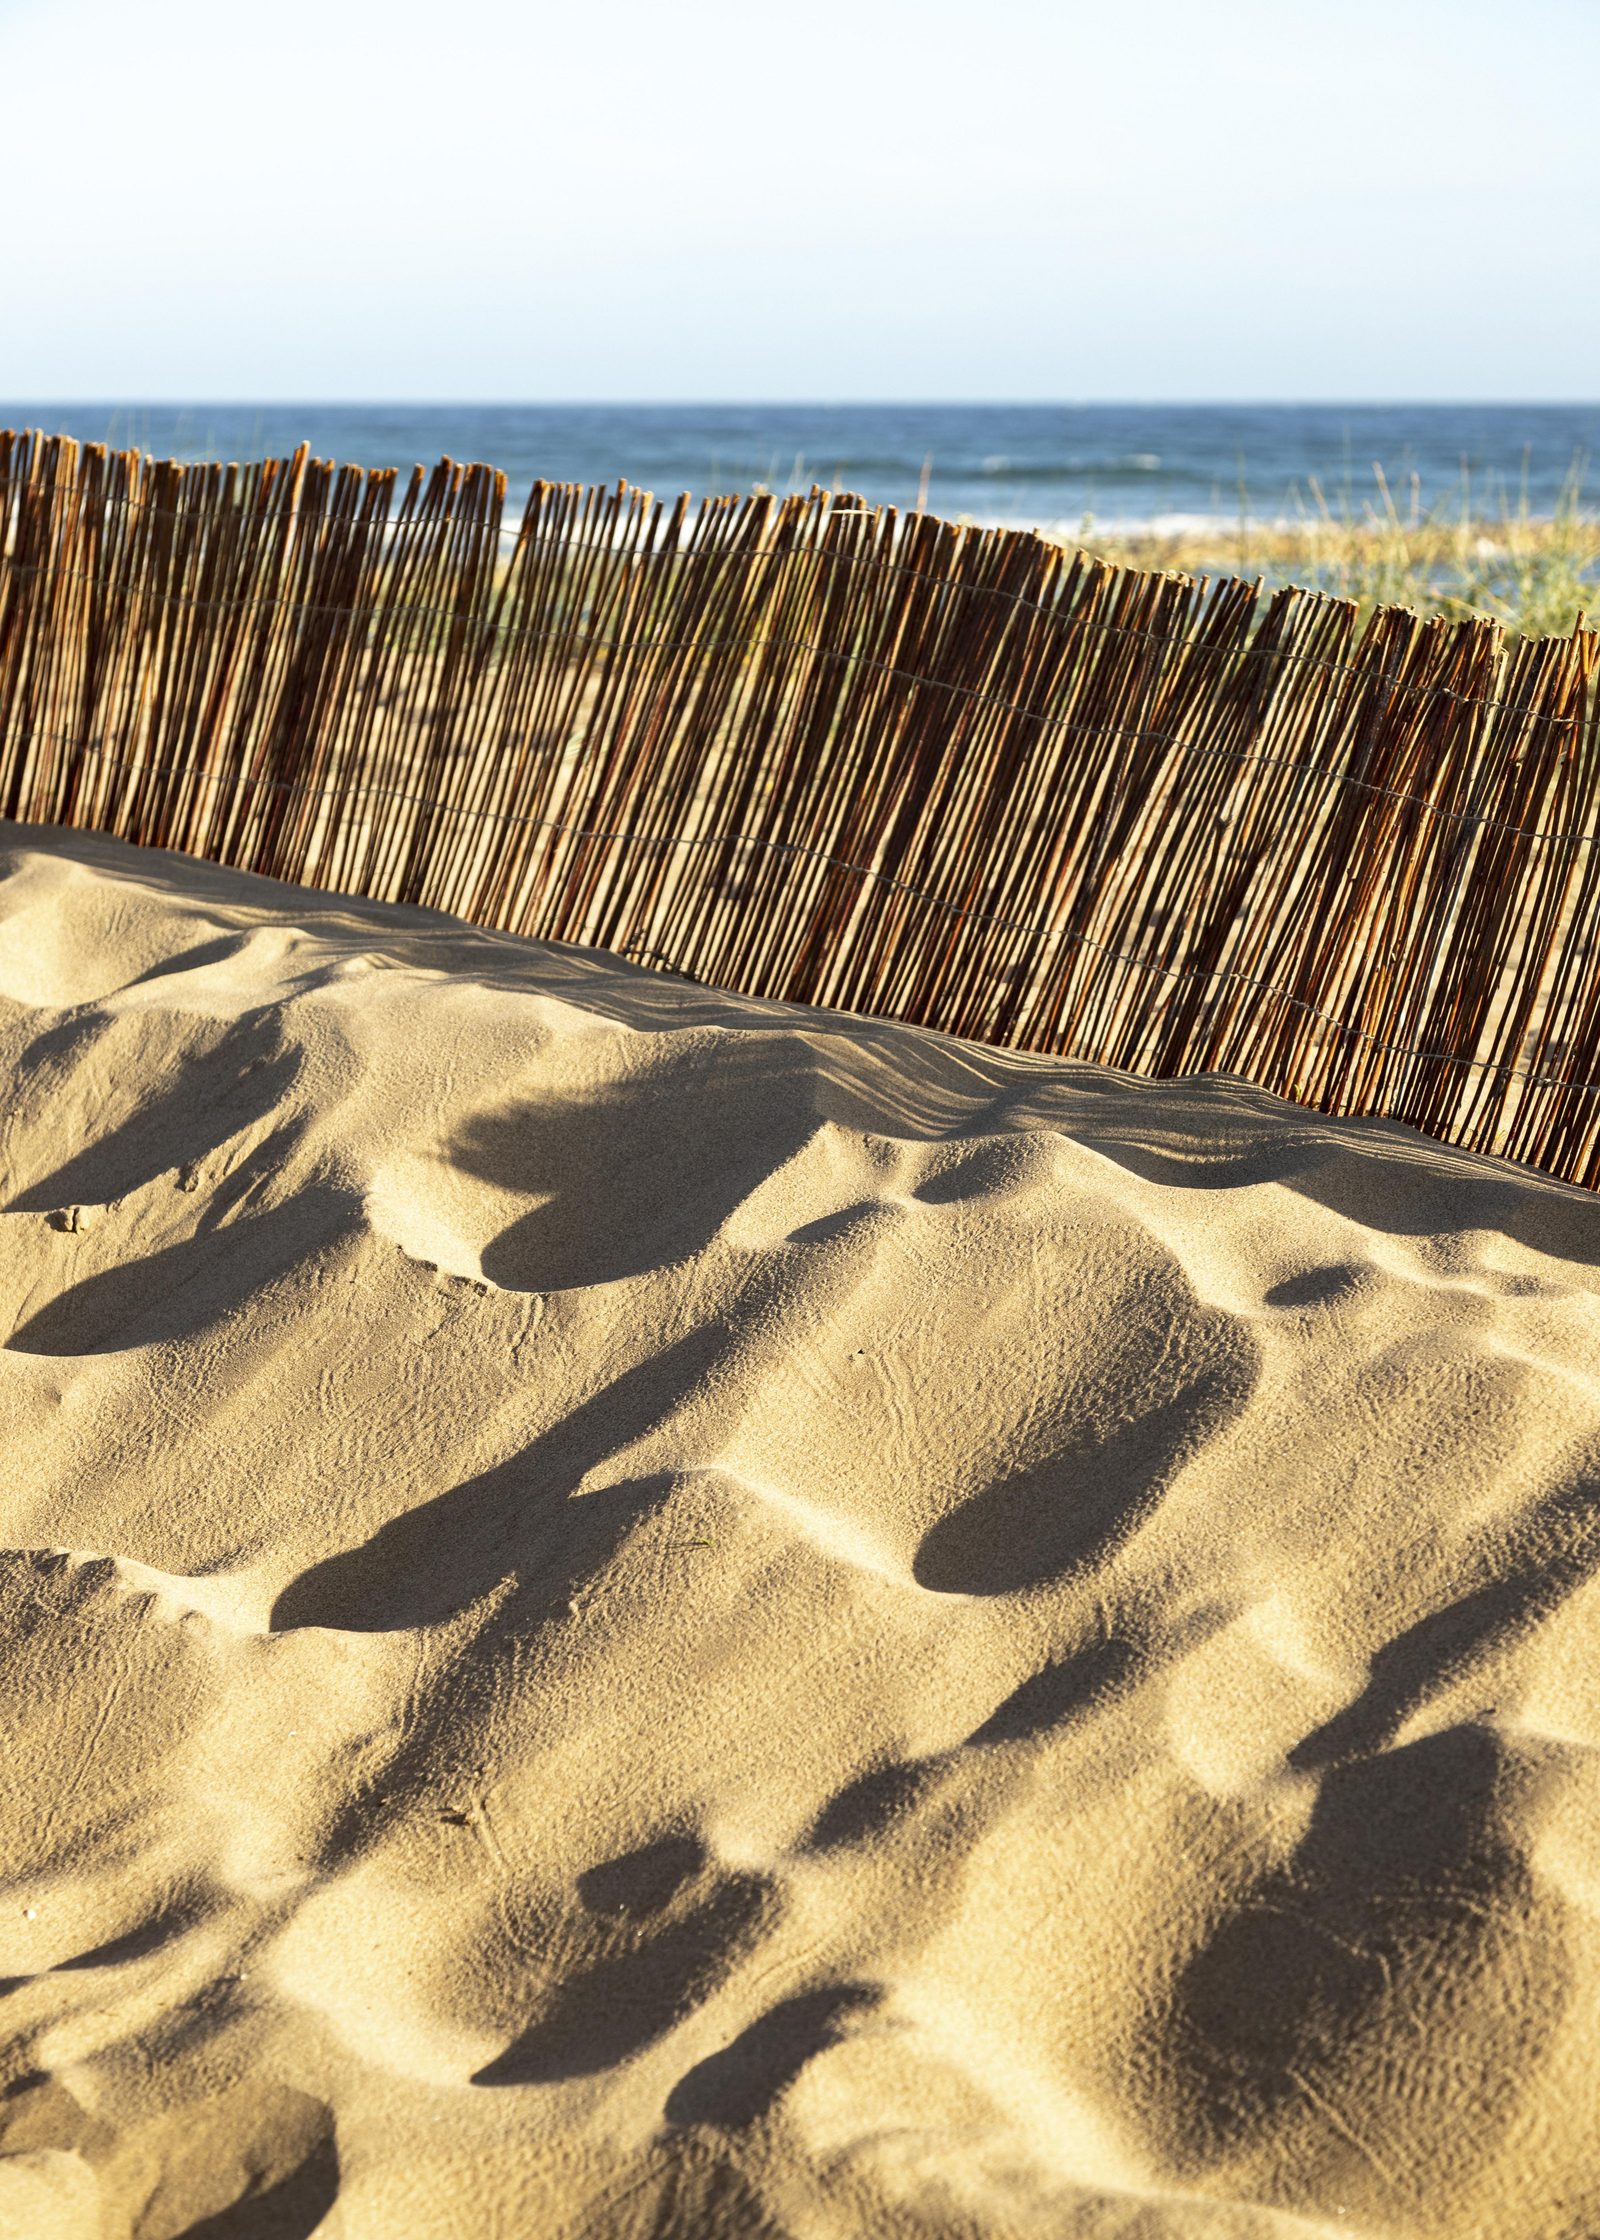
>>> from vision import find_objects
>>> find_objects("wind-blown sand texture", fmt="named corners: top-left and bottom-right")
top-left (2, 827), bottom-right (1600, 2239)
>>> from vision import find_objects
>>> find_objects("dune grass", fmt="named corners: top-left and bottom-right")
top-left (1063, 463), bottom-right (1599, 638)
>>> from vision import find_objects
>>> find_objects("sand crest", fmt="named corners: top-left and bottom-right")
top-left (2, 828), bottom-right (1599, 2238)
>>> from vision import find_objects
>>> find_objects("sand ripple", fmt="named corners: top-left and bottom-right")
top-left (2, 831), bottom-right (1600, 2237)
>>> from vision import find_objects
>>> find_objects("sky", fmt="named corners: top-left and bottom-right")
top-left (3, 0), bottom-right (1595, 401)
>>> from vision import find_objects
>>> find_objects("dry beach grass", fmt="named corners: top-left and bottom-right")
top-left (1073, 471), bottom-right (1600, 638)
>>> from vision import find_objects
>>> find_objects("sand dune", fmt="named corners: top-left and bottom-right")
top-left (2, 829), bottom-right (1600, 2237)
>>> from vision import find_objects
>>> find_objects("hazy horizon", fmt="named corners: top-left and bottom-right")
top-left (15, 395), bottom-right (1599, 407)
top-left (11, 401), bottom-right (1596, 533)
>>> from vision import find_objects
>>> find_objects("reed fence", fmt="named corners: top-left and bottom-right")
top-left (2, 427), bottom-right (1598, 1183)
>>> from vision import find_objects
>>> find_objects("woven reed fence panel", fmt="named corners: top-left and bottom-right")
top-left (2, 428), bottom-right (1598, 1182)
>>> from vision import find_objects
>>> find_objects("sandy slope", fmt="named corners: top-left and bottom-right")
top-left (1, 831), bottom-right (1599, 2240)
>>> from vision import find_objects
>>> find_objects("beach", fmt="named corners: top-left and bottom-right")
top-left (2, 827), bottom-right (1599, 2236)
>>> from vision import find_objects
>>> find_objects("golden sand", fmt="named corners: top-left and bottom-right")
top-left (2, 829), bottom-right (1599, 2238)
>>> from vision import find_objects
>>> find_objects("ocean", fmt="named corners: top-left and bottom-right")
top-left (5, 402), bottom-right (1596, 531)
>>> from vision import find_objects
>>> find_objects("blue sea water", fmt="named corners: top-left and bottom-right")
top-left (5, 402), bottom-right (1596, 530)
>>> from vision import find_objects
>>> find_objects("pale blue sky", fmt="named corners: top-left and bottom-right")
top-left (4, 0), bottom-right (1594, 399)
